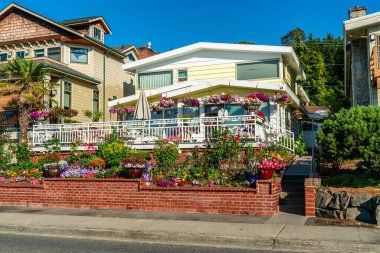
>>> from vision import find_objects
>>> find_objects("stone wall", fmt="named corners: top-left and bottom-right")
top-left (315, 189), bottom-right (380, 225)
top-left (0, 178), bottom-right (281, 216)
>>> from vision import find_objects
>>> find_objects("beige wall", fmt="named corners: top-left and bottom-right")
top-left (188, 63), bottom-right (236, 81)
top-left (54, 77), bottom-right (95, 122)
top-left (368, 26), bottom-right (380, 105)
top-left (93, 48), bottom-right (134, 121)
top-left (134, 57), bottom-right (293, 92)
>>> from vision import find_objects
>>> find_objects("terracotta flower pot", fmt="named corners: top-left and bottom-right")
top-left (125, 167), bottom-right (144, 178)
top-left (45, 165), bottom-right (61, 178)
top-left (259, 168), bottom-right (275, 180)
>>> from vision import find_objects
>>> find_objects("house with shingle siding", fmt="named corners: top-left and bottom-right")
top-left (0, 3), bottom-right (136, 122)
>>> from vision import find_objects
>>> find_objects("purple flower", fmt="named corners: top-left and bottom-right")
top-left (60, 167), bottom-right (106, 178)
top-left (29, 111), bottom-right (50, 119)
top-left (255, 92), bottom-right (269, 102)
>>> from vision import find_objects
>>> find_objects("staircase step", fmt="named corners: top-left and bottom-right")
top-left (280, 198), bottom-right (305, 206)
top-left (280, 191), bottom-right (304, 199)
top-left (279, 206), bottom-right (305, 215)
top-left (282, 186), bottom-right (305, 193)
top-left (282, 182), bottom-right (305, 188)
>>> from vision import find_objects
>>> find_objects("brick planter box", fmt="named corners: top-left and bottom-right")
top-left (0, 178), bottom-right (282, 216)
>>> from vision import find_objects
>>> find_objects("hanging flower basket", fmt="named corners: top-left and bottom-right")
top-left (272, 91), bottom-right (290, 105)
top-left (109, 106), bottom-right (135, 115)
top-left (29, 111), bottom-right (50, 125)
top-left (180, 97), bottom-right (200, 107)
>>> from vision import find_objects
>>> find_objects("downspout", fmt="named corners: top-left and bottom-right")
top-left (103, 50), bottom-right (111, 121)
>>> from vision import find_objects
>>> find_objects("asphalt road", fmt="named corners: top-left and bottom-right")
top-left (0, 233), bottom-right (305, 253)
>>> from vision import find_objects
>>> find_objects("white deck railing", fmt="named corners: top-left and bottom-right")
top-left (32, 115), bottom-right (294, 152)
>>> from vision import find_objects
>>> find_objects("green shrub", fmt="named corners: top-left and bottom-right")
top-left (295, 133), bottom-right (307, 156)
top-left (98, 141), bottom-right (131, 168)
top-left (202, 129), bottom-right (243, 171)
top-left (153, 139), bottom-right (180, 176)
top-left (318, 106), bottom-right (380, 174)
top-left (322, 174), bottom-right (380, 188)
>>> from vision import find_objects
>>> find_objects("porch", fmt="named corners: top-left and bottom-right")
top-left (31, 115), bottom-right (295, 152)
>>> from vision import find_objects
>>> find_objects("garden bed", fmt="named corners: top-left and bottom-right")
top-left (0, 178), bottom-right (281, 216)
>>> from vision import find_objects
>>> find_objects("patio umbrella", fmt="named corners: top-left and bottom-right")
top-left (134, 91), bottom-right (151, 120)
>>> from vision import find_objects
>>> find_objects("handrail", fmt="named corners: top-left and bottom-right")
top-left (31, 115), bottom-right (295, 152)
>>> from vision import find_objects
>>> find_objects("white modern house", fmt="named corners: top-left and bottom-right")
top-left (32, 42), bottom-right (310, 152)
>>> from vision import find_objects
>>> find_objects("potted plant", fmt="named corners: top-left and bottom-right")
top-left (41, 139), bottom-right (62, 177)
top-left (121, 153), bottom-right (146, 178)
top-left (29, 110), bottom-right (50, 125)
top-left (241, 93), bottom-right (264, 111)
top-left (272, 91), bottom-right (290, 105)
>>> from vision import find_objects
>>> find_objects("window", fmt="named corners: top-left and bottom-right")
top-left (93, 27), bottom-right (102, 41)
top-left (127, 53), bottom-right (136, 61)
top-left (34, 49), bottom-right (45, 57)
top-left (16, 51), bottom-right (25, 59)
top-left (70, 48), bottom-right (88, 63)
top-left (48, 47), bottom-right (61, 62)
top-left (138, 71), bottom-right (173, 89)
top-left (178, 70), bottom-right (188, 82)
top-left (63, 82), bottom-right (72, 109)
top-left (0, 53), bottom-right (7, 62)
top-left (237, 60), bottom-right (279, 80)
top-left (93, 90), bottom-right (99, 113)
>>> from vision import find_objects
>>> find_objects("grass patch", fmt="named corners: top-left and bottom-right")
top-left (322, 174), bottom-right (380, 188)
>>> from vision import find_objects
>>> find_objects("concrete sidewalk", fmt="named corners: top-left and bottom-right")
top-left (0, 207), bottom-right (378, 252)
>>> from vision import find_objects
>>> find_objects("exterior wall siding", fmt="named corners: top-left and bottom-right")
top-left (188, 63), bottom-right (236, 80)
top-left (0, 9), bottom-right (73, 43)
top-left (93, 48), bottom-right (134, 121)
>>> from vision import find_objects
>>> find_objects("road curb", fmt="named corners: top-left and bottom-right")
top-left (0, 224), bottom-right (378, 252)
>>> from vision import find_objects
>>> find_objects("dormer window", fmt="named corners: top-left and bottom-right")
top-left (93, 27), bottom-right (102, 41)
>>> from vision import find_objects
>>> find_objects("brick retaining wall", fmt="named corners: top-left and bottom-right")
top-left (304, 178), bottom-right (321, 217)
top-left (0, 178), bottom-right (281, 216)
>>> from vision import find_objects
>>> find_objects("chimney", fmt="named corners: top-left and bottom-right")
top-left (349, 6), bottom-right (367, 19)
top-left (138, 43), bottom-right (158, 59)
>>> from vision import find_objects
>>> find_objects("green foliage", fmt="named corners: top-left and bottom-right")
top-left (50, 106), bottom-right (78, 123)
top-left (322, 174), bottom-right (380, 188)
top-left (318, 106), bottom-right (380, 175)
top-left (153, 139), bottom-right (180, 176)
top-left (83, 109), bottom-right (103, 122)
top-left (0, 59), bottom-right (54, 143)
top-left (281, 29), bottom-right (347, 112)
top-left (98, 141), bottom-right (131, 168)
top-left (40, 139), bottom-right (61, 164)
top-left (202, 129), bottom-right (243, 171)
top-left (295, 133), bottom-right (308, 156)
top-left (234, 41), bottom-right (256, 45)
top-left (0, 129), bottom-right (12, 168)
top-left (9, 142), bottom-right (31, 165)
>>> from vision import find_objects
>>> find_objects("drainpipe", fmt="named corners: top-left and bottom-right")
top-left (103, 50), bottom-right (111, 121)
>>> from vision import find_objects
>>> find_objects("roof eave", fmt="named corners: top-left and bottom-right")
top-left (122, 43), bottom-right (304, 76)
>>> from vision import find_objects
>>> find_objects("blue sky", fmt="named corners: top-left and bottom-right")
top-left (2, 0), bottom-right (380, 52)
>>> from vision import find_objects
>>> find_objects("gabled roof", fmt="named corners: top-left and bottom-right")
top-left (0, 3), bottom-right (124, 59)
top-left (112, 45), bottom-right (139, 56)
top-left (60, 16), bottom-right (112, 34)
top-left (123, 42), bottom-right (306, 80)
